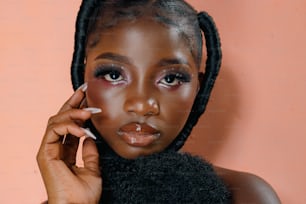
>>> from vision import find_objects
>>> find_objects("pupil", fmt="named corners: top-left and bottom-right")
top-left (110, 71), bottom-right (120, 79)
top-left (165, 75), bottom-right (175, 83)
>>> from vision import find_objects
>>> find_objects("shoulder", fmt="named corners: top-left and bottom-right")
top-left (214, 166), bottom-right (281, 204)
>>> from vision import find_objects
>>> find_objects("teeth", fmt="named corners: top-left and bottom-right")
top-left (136, 124), bottom-right (141, 132)
top-left (131, 137), bottom-right (137, 144)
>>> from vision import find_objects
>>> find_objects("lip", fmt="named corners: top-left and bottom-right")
top-left (118, 122), bottom-right (160, 147)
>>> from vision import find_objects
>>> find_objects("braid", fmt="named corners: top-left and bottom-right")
top-left (167, 12), bottom-right (222, 151)
top-left (71, 0), bottom-right (100, 90)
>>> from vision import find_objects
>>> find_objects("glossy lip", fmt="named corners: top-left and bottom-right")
top-left (117, 122), bottom-right (161, 147)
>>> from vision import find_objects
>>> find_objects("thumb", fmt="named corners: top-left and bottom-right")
top-left (82, 138), bottom-right (100, 175)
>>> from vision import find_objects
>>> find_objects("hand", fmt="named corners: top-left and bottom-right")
top-left (37, 84), bottom-right (102, 204)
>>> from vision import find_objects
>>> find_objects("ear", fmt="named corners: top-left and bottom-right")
top-left (197, 72), bottom-right (205, 92)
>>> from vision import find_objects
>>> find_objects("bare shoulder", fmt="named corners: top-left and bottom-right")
top-left (214, 166), bottom-right (281, 204)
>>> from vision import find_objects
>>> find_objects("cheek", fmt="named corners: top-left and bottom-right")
top-left (86, 80), bottom-right (106, 107)
top-left (86, 80), bottom-right (124, 121)
top-left (160, 85), bottom-right (197, 126)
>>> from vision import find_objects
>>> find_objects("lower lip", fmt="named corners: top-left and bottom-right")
top-left (118, 131), bottom-right (160, 147)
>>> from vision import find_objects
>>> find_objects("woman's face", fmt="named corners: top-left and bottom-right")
top-left (84, 18), bottom-right (200, 159)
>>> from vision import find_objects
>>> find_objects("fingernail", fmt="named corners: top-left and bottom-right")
top-left (77, 82), bottom-right (88, 92)
top-left (81, 128), bottom-right (96, 140)
top-left (83, 107), bottom-right (102, 114)
top-left (62, 134), bottom-right (67, 144)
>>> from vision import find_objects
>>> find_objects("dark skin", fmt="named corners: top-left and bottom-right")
top-left (85, 18), bottom-right (199, 159)
top-left (37, 18), bottom-right (281, 203)
top-left (215, 167), bottom-right (281, 203)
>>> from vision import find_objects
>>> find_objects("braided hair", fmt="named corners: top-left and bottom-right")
top-left (71, 0), bottom-right (222, 151)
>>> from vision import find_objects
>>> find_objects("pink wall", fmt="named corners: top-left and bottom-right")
top-left (0, 1), bottom-right (305, 203)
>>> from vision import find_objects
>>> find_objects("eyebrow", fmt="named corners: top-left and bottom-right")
top-left (156, 58), bottom-right (191, 68)
top-left (94, 52), bottom-right (191, 68)
top-left (95, 52), bottom-right (132, 65)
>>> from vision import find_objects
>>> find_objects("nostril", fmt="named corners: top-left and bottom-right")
top-left (147, 98), bottom-right (160, 115)
top-left (124, 97), bottom-right (160, 116)
top-left (145, 111), bottom-right (154, 116)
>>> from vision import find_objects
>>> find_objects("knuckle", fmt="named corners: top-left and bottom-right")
top-left (46, 123), bottom-right (56, 131)
top-left (47, 115), bottom-right (57, 125)
top-left (64, 101), bottom-right (73, 109)
top-left (36, 150), bottom-right (44, 163)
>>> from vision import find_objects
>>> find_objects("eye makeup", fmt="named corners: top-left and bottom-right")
top-left (91, 63), bottom-right (193, 89)
top-left (93, 64), bottom-right (128, 85)
top-left (157, 67), bottom-right (192, 88)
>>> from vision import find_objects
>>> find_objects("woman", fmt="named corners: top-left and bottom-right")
top-left (37, 0), bottom-right (281, 203)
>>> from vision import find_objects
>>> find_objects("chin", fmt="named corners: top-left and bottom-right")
top-left (112, 145), bottom-right (164, 160)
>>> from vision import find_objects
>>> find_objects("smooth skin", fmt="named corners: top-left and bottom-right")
top-left (38, 19), bottom-right (199, 203)
top-left (37, 87), bottom-right (102, 204)
top-left (37, 18), bottom-right (281, 204)
top-left (84, 18), bottom-right (200, 159)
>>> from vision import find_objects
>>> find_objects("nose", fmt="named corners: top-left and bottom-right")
top-left (124, 96), bottom-right (160, 116)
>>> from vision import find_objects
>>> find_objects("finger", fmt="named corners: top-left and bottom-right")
top-left (62, 134), bottom-right (80, 167)
top-left (83, 138), bottom-right (100, 175)
top-left (43, 121), bottom-right (86, 145)
top-left (79, 97), bottom-right (87, 109)
top-left (38, 122), bottom-right (87, 165)
top-left (58, 83), bottom-right (87, 113)
top-left (48, 109), bottom-right (92, 126)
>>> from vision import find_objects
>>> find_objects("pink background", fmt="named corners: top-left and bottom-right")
top-left (0, 0), bottom-right (305, 203)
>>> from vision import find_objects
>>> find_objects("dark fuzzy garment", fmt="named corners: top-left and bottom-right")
top-left (99, 151), bottom-right (231, 204)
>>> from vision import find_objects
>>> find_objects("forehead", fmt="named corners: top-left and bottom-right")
top-left (86, 18), bottom-right (196, 68)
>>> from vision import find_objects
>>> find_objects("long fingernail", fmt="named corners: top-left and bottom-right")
top-left (81, 128), bottom-right (96, 140)
top-left (77, 82), bottom-right (88, 92)
top-left (83, 107), bottom-right (102, 114)
top-left (62, 134), bottom-right (67, 144)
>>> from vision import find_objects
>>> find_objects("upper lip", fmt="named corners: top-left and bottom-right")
top-left (118, 122), bottom-right (160, 135)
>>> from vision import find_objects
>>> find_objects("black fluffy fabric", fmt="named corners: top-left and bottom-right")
top-left (99, 151), bottom-right (231, 203)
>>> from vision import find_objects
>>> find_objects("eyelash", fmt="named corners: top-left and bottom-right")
top-left (158, 71), bottom-right (191, 88)
top-left (94, 65), bottom-right (126, 85)
top-left (93, 65), bottom-right (191, 88)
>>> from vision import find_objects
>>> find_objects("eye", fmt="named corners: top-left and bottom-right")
top-left (104, 70), bottom-right (123, 82)
top-left (94, 65), bottom-right (126, 84)
top-left (158, 72), bottom-right (191, 87)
